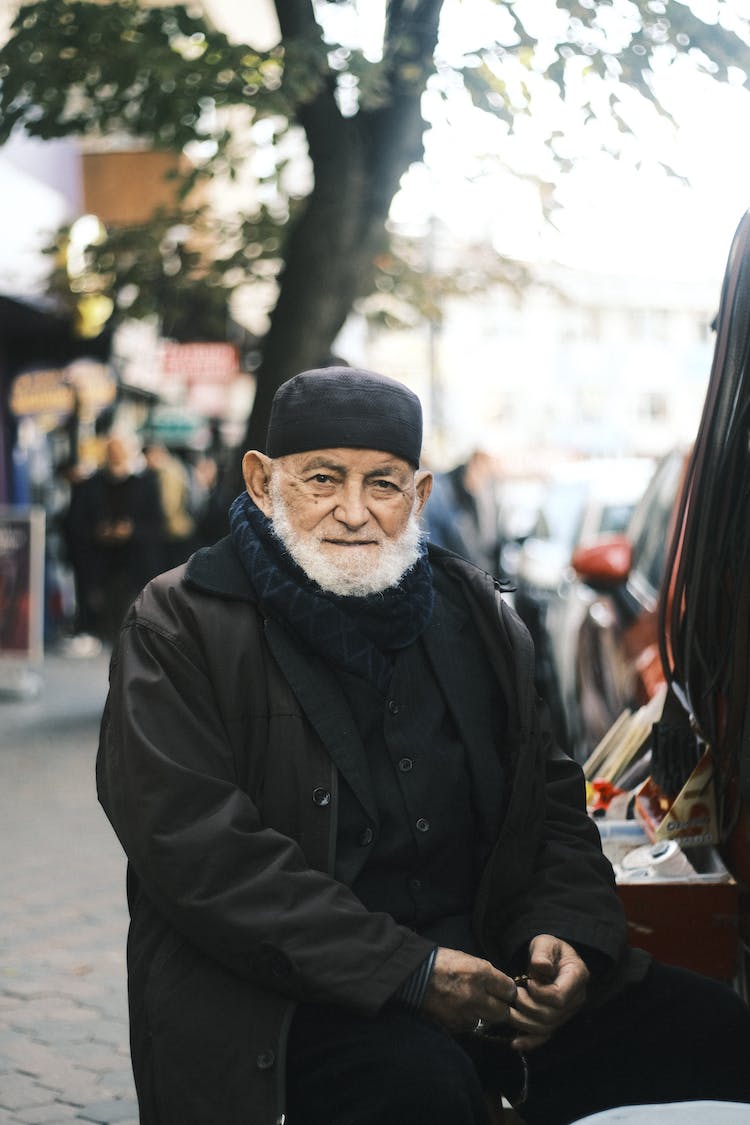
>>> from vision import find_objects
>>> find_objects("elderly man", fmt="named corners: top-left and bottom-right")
top-left (97, 368), bottom-right (750, 1125)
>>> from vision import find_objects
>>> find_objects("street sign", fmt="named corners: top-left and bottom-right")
top-left (0, 506), bottom-right (45, 666)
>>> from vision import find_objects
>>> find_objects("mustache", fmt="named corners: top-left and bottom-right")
top-left (322, 537), bottom-right (381, 545)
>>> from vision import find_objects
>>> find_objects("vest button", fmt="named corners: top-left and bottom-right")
top-left (358, 826), bottom-right (374, 846)
top-left (415, 817), bottom-right (430, 833)
top-left (312, 787), bottom-right (331, 806)
top-left (398, 757), bottom-right (413, 772)
top-left (409, 877), bottom-right (422, 892)
top-left (387, 698), bottom-right (400, 715)
top-left (256, 1050), bottom-right (276, 1069)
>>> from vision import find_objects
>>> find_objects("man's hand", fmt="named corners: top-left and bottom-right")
top-left (505, 935), bottom-right (589, 1051)
top-left (421, 947), bottom-right (518, 1034)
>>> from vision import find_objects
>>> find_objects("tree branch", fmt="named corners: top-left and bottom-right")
top-left (273, 0), bottom-right (320, 40)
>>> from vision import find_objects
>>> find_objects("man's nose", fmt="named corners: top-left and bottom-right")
top-left (333, 483), bottom-right (370, 528)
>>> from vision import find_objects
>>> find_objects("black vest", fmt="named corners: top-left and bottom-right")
top-left (334, 586), bottom-right (507, 954)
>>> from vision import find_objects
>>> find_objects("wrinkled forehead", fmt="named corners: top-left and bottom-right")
top-left (276, 447), bottom-right (416, 479)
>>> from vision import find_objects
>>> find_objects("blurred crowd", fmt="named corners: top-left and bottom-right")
top-left (55, 433), bottom-right (228, 648)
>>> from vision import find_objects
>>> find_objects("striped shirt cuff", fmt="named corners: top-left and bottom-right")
top-left (393, 947), bottom-right (438, 1011)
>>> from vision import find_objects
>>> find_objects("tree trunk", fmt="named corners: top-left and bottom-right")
top-left (237, 0), bottom-right (444, 462)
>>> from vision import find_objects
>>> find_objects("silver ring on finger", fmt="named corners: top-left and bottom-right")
top-left (472, 1016), bottom-right (486, 1035)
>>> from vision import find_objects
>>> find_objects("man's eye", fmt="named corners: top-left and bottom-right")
top-left (312, 474), bottom-right (334, 484)
top-left (373, 479), bottom-right (398, 491)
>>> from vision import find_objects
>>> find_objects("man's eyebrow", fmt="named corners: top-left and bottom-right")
top-left (297, 456), bottom-right (406, 477)
top-left (298, 456), bottom-right (346, 473)
top-left (364, 465), bottom-right (406, 480)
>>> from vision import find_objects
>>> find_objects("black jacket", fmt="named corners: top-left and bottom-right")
top-left (97, 538), bottom-right (647, 1125)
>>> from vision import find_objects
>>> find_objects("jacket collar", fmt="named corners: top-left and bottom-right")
top-left (185, 536), bottom-right (533, 734)
top-left (184, 535), bottom-right (255, 600)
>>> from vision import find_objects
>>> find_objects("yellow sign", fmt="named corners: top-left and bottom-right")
top-left (9, 369), bottom-right (75, 423)
top-left (10, 363), bottom-right (116, 431)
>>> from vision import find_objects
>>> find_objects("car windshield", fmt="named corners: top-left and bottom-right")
top-left (628, 450), bottom-right (687, 599)
top-left (534, 480), bottom-right (590, 548)
top-left (598, 501), bottom-right (636, 536)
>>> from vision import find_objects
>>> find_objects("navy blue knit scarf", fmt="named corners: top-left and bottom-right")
top-left (229, 492), bottom-right (434, 693)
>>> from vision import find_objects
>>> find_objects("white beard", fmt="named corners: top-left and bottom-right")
top-left (268, 474), bottom-right (424, 597)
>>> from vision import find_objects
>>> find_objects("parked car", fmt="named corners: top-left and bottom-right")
top-left (548, 448), bottom-right (689, 763)
top-left (512, 457), bottom-right (655, 751)
top-left (495, 475), bottom-right (547, 585)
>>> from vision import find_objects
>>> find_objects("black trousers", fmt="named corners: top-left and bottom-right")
top-left (285, 962), bottom-right (750, 1125)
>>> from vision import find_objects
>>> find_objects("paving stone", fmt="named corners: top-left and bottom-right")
top-left (0, 1071), bottom-right (57, 1112)
top-left (0, 1028), bottom-right (37, 1052)
top-left (22, 1026), bottom-right (100, 1049)
top-left (9, 1004), bottom-right (101, 1030)
top-left (42, 1043), bottom-right (123, 1073)
top-left (49, 1073), bottom-right (106, 1108)
top-left (75, 1099), bottom-right (139, 1124)
top-left (8, 1101), bottom-right (81, 1123)
top-left (0, 652), bottom-right (136, 1118)
top-left (0, 996), bottom-right (27, 1014)
top-left (1, 985), bottom-right (63, 1003)
top-left (0, 1043), bottom-right (96, 1100)
top-left (87, 1075), bottom-right (133, 1099)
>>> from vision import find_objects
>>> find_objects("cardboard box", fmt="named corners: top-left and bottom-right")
top-left (596, 820), bottom-right (739, 981)
top-left (634, 751), bottom-right (719, 847)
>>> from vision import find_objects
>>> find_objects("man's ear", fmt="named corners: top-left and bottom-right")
top-left (414, 470), bottom-right (433, 516)
top-left (242, 451), bottom-right (274, 516)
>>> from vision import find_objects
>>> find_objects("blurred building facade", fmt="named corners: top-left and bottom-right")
top-left (0, 0), bottom-right (720, 482)
top-left (356, 255), bottom-right (716, 471)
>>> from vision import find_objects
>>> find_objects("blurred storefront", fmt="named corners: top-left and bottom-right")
top-left (0, 295), bottom-right (113, 502)
top-left (0, 294), bottom-right (115, 645)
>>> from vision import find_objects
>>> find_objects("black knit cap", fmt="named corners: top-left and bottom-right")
top-left (265, 366), bottom-right (423, 467)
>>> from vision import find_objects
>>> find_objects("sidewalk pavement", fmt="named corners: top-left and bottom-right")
top-left (0, 648), bottom-right (137, 1125)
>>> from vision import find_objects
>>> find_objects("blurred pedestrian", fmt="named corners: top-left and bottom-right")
top-left (425, 449), bottom-right (502, 575)
top-left (143, 441), bottom-right (197, 570)
top-left (190, 453), bottom-right (230, 547)
top-left (65, 434), bottom-right (164, 642)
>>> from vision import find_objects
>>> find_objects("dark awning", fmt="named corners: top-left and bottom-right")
top-left (0, 294), bottom-right (111, 377)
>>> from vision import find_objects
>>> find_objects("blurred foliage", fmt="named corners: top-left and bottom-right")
top-left (0, 0), bottom-right (327, 174)
top-left (1, 0), bottom-right (748, 342)
top-left (2, 0), bottom-right (744, 154)
top-left (461, 0), bottom-right (750, 121)
top-left (43, 203), bottom-right (292, 342)
top-left (367, 235), bottom-right (533, 330)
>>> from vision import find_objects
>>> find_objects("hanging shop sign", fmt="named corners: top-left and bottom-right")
top-left (9, 369), bottom-right (76, 431)
top-left (146, 404), bottom-right (210, 450)
top-left (160, 341), bottom-right (239, 385)
top-left (8, 362), bottom-right (116, 432)
top-left (0, 506), bottom-right (45, 664)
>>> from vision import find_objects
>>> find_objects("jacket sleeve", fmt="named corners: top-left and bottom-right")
top-left (478, 693), bottom-right (629, 973)
top-left (96, 597), bottom-right (432, 1016)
